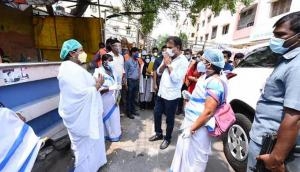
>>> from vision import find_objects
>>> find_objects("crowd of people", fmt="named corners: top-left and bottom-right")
top-left (56, 34), bottom-right (240, 171)
top-left (2, 11), bottom-right (299, 172)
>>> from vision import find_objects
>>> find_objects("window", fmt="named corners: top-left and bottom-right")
top-left (270, 0), bottom-right (292, 17)
top-left (237, 5), bottom-right (257, 30)
top-left (238, 47), bottom-right (278, 68)
top-left (202, 20), bottom-right (205, 27)
top-left (205, 34), bottom-right (209, 41)
top-left (211, 26), bottom-right (218, 39)
top-left (191, 33), bottom-right (195, 38)
top-left (195, 37), bottom-right (198, 44)
top-left (222, 24), bottom-right (229, 35)
top-left (207, 15), bottom-right (211, 23)
top-left (197, 23), bottom-right (200, 31)
top-left (200, 36), bottom-right (203, 42)
top-left (113, 26), bottom-right (119, 32)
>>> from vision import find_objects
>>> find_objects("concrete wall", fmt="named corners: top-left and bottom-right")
top-left (0, 4), bottom-right (37, 62)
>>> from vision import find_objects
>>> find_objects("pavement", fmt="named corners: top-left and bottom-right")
top-left (32, 109), bottom-right (234, 172)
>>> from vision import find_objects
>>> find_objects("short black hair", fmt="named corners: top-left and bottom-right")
top-left (166, 36), bottom-right (182, 50)
top-left (102, 53), bottom-right (113, 61)
top-left (273, 11), bottom-right (300, 33)
top-left (152, 47), bottom-right (158, 52)
top-left (234, 53), bottom-right (244, 60)
top-left (184, 49), bottom-right (192, 54)
top-left (222, 50), bottom-right (232, 58)
top-left (105, 38), bottom-right (114, 51)
top-left (130, 47), bottom-right (139, 55)
top-left (161, 45), bottom-right (167, 50)
top-left (99, 42), bottom-right (105, 49)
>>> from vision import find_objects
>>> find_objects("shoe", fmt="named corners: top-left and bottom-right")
top-left (176, 110), bottom-right (182, 115)
top-left (127, 114), bottom-right (135, 119)
top-left (160, 140), bottom-right (170, 150)
top-left (133, 112), bottom-right (140, 116)
top-left (148, 134), bottom-right (163, 142)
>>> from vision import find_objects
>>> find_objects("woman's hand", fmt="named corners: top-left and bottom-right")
top-left (95, 74), bottom-right (104, 90)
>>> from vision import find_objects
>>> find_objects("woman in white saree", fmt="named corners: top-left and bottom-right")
top-left (57, 39), bottom-right (107, 172)
top-left (93, 54), bottom-right (122, 142)
top-left (170, 49), bottom-right (227, 172)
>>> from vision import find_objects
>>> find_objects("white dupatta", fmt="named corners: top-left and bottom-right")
top-left (57, 61), bottom-right (103, 139)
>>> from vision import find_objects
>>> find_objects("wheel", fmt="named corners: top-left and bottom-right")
top-left (223, 113), bottom-right (252, 172)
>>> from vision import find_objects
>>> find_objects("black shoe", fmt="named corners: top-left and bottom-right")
top-left (176, 110), bottom-right (182, 115)
top-left (133, 112), bottom-right (140, 116)
top-left (127, 114), bottom-right (135, 119)
top-left (160, 140), bottom-right (170, 150)
top-left (148, 134), bottom-right (163, 142)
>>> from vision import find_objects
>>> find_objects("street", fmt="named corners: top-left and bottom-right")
top-left (33, 110), bottom-right (234, 172)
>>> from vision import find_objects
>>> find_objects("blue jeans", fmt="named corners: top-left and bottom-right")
top-left (154, 96), bottom-right (179, 141)
top-left (247, 140), bottom-right (262, 172)
top-left (126, 78), bottom-right (139, 114)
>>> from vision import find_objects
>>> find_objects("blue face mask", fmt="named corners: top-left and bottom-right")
top-left (133, 53), bottom-right (139, 59)
top-left (269, 33), bottom-right (299, 54)
top-left (197, 61), bottom-right (207, 73)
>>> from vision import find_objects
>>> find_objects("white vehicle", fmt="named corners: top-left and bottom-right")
top-left (223, 46), bottom-right (280, 171)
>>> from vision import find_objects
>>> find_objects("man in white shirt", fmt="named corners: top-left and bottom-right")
top-left (107, 38), bottom-right (125, 84)
top-left (148, 36), bottom-right (189, 149)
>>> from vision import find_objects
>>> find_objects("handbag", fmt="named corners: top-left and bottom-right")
top-left (208, 78), bottom-right (236, 137)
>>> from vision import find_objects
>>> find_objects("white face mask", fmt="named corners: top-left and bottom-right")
top-left (166, 48), bottom-right (175, 57)
top-left (153, 52), bottom-right (158, 57)
top-left (78, 52), bottom-right (87, 64)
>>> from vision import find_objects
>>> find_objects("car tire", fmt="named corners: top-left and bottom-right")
top-left (223, 113), bottom-right (252, 172)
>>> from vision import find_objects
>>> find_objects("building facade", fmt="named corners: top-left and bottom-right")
top-left (183, 0), bottom-right (300, 51)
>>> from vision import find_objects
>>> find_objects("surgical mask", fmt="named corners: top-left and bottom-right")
top-left (153, 52), bottom-right (158, 57)
top-left (145, 58), bottom-right (150, 63)
top-left (185, 55), bottom-right (191, 60)
top-left (197, 61), bottom-right (207, 73)
top-left (269, 33), bottom-right (299, 54)
top-left (133, 53), bottom-right (139, 59)
top-left (166, 48), bottom-right (175, 57)
top-left (108, 61), bottom-right (114, 69)
top-left (78, 52), bottom-right (87, 63)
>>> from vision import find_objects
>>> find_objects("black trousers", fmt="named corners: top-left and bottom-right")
top-left (126, 78), bottom-right (139, 114)
top-left (154, 96), bottom-right (179, 141)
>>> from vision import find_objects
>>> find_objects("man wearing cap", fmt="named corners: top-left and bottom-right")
top-left (148, 36), bottom-right (189, 149)
top-left (57, 39), bottom-right (107, 171)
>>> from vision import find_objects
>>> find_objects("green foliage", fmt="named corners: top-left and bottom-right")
top-left (124, 0), bottom-right (252, 35)
top-left (179, 32), bottom-right (188, 48)
top-left (156, 34), bottom-right (169, 49)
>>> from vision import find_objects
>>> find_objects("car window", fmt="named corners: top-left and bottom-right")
top-left (238, 47), bottom-right (279, 68)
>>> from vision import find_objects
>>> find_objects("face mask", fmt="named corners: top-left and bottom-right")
top-left (185, 55), bottom-right (191, 60)
top-left (108, 61), bottom-right (114, 69)
top-left (153, 52), bottom-right (158, 57)
top-left (196, 57), bottom-right (201, 62)
top-left (166, 48), bottom-right (175, 57)
top-left (133, 53), bottom-right (139, 59)
top-left (145, 58), bottom-right (150, 63)
top-left (197, 61), bottom-right (207, 73)
top-left (78, 52), bottom-right (87, 63)
top-left (269, 33), bottom-right (299, 54)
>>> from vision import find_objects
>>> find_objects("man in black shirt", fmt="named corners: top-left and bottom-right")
top-left (153, 45), bottom-right (167, 92)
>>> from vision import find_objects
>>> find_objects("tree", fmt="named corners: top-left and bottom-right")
top-left (122, 0), bottom-right (252, 35)
top-left (156, 34), bottom-right (169, 49)
top-left (179, 32), bottom-right (188, 49)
